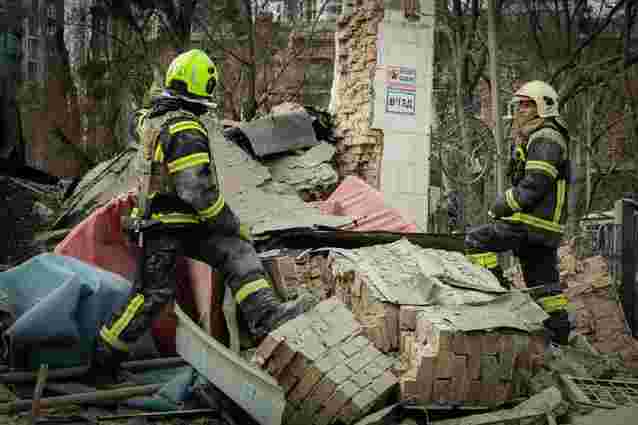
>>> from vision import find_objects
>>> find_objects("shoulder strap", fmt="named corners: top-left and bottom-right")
top-left (138, 127), bottom-right (162, 219)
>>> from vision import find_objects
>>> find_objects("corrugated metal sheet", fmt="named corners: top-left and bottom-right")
top-left (320, 176), bottom-right (418, 232)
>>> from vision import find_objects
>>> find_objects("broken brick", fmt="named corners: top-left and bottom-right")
top-left (258, 298), bottom-right (397, 424)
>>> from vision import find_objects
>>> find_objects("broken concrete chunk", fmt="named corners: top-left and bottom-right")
top-left (261, 143), bottom-right (338, 200)
top-left (254, 297), bottom-right (398, 425)
top-left (238, 111), bottom-right (320, 158)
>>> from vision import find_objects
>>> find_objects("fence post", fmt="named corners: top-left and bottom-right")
top-left (616, 199), bottom-right (638, 336)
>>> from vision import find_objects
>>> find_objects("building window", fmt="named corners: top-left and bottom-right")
top-left (28, 61), bottom-right (39, 80)
top-left (27, 38), bottom-right (39, 58)
top-left (47, 3), bottom-right (56, 35)
top-left (47, 19), bottom-right (56, 35)
top-left (47, 3), bottom-right (55, 19)
top-left (28, 15), bottom-right (39, 36)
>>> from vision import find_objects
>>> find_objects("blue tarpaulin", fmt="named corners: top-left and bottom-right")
top-left (0, 253), bottom-right (132, 368)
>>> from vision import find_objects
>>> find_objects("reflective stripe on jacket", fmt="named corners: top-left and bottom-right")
top-left (495, 122), bottom-right (570, 247)
top-left (131, 106), bottom-right (225, 225)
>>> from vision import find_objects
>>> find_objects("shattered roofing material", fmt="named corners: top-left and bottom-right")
top-left (320, 176), bottom-right (418, 233)
top-left (238, 111), bottom-right (320, 158)
top-left (54, 115), bottom-right (351, 233)
top-left (261, 142), bottom-right (338, 196)
top-left (415, 291), bottom-right (548, 333)
top-left (329, 239), bottom-right (505, 306)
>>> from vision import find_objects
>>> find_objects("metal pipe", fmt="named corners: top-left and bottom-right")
top-left (0, 384), bottom-right (162, 414)
top-left (96, 408), bottom-right (217, 421)
top-left (0, 357), bottom-right (186, 384)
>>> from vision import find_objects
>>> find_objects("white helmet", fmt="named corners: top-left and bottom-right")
top-left (511, 80), bottom-right (560, 118)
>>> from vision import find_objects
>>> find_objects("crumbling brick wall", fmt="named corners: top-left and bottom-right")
top-left (333, 0), bottom-right (384, 188)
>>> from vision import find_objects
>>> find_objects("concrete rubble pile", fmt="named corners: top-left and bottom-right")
top-left (3, 111), bottom-right (638, 425)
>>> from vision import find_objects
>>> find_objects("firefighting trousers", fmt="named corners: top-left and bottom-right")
top-left (99, 206), bottom-right (267, 353)
top-left (465, 221), bottom-right (561, 295)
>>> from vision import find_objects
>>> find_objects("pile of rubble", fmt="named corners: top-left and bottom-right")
top-left (2, 106), bottom-right (638, 425)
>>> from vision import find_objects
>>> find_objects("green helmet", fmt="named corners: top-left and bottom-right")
top-left (165, 49), bottom-right (218, 102)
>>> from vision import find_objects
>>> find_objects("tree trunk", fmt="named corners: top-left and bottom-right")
top-left (240, 0), bottom-right (257, 121)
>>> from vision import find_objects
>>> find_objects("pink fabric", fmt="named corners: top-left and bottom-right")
top-left (320, 176), bottom-right (418, 233)
top-left (55, 193), bottom-right (140, 282)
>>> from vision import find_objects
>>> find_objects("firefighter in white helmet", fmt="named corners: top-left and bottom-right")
top-left (466, 80), bottom-right (572, 345)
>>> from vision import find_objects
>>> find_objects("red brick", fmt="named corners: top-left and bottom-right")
top-left (307, 376), bottom-right (338, 407)
top-left (400, 306), bottom-right (419, 331)
top-left (439, 330), bottom-right (453, 352)
top-left (515, 351), bottom-right (531, 370)
top-left (433, 379), bottom-right (452, 402)
top-left (451, 355), bottom-right (469, 402)
top-left (481, 334), bottom-right (501, 353)
top-left (434, 353), bottom-right (453, 379)
top-left (267, 340), bottom-right (296, 379)
top-left (315, 388), bottom-right (349, 425)
top-left (467, 336), bottom-right (482, 380)
top-left (279, 370), bottom-right (300, 395)
top-left (336, 400), bottom-right (361, 425)
top-left (479, 383), bottom-right (496, 403)
top-left (500, 335), bottom-right (514, 352)
top-left (253, 334), bottom-right (282, 367)
top-left (400, 378), bottom-right (420, 401)
top-left (415, 355), bottom-right (434, 401)
top-left (288, 365), bottom-right (323, 405)
top-left (529, 335), bottom-right (546, 355)
top-left (468, 380), bottom-right (482, 403)
top-left (452, 334), bottom-right (470, 354)
top-left (287, 352), bottom-right (309, 379)
top-left (531, 354), bottom-right (544, 371)
top-left (494, 383), bottom-right (512, 402)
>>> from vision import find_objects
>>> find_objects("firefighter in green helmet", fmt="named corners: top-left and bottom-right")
top-left (465, 80), bottom-right (572, 346)
top-left (92, 49), bottom-right (311, 379)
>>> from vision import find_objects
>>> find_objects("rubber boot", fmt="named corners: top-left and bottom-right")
top-left (238, 287), bottom-right (314, 340)
top-left (543, 310), bottom-right (571, 346)
top-left (86, 337), bottom-right (129, 386)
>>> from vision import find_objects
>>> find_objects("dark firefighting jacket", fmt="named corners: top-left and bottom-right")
top-left (129, 97), bottom-right (224, 226)
top-left (491, 120), bottom-right (570, 248)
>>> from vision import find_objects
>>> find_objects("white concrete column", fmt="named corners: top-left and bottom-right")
top-left (371, 0), bottom-right (436, 231)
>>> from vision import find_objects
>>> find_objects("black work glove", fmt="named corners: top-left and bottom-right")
top-left (489, 193), bottom-right (513, 219)
top-left (543, 311), bottom-right (571, 346)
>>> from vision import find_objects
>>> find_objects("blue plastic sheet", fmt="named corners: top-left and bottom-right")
top-left (0, 253), bottom-right (132, 367)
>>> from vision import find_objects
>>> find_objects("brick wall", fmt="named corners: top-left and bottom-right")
top-left (222, 15), bottom-right (335, 120)
top-left (24, 75), bottom-right (84, 177)
top-left (332, 0), bottom-right (384, 188)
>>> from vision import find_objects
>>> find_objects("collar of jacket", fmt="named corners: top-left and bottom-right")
top-left (148, 95), bottom-right (208, 118)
